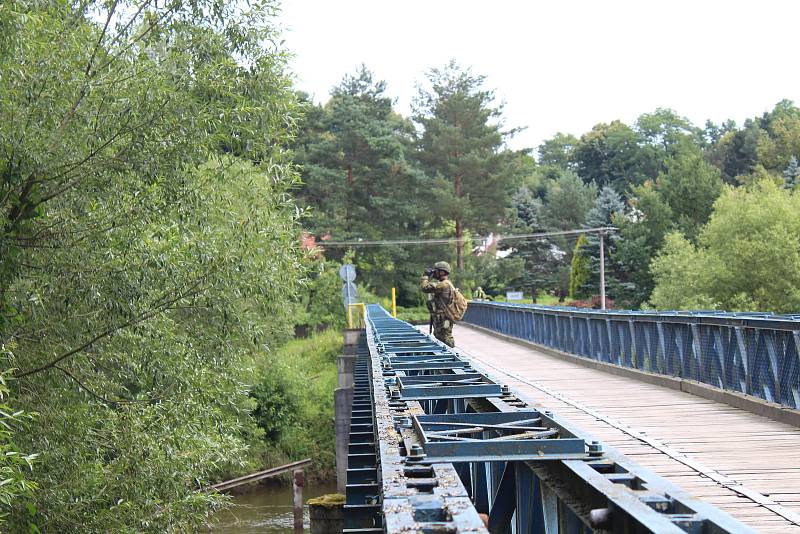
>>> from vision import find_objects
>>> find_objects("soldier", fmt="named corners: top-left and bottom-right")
top-left (474, 286), bottom-right (487, 300)
top-left (420, 261), bottom-right (456, 347)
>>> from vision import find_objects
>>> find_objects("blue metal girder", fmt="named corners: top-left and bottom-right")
top-left (360, 305), bottom-right (758, 534)
top-left (409, 411), bottom-right (585, 463)
top-left (397, 373), bottom-right (502, 400)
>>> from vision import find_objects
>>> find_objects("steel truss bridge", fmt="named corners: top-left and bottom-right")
top-left (339, 304), bottom-right (797, 533)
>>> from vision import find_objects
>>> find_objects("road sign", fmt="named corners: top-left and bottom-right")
top-left (342, 281), bottom-right (358, 307)
top-left (339, 264), bottom-right (356, 282)
top-left (506, 291), bottom-right (524, 301)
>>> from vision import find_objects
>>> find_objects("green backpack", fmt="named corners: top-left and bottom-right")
top-left (443, 282), bottom-right (469, 322)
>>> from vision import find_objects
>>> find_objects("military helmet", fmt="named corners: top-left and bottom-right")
top-left (433, 261), bottom-right (451, 273)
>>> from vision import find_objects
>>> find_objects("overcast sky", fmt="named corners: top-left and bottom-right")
top-left (278, 0), bottom-right (800, 152)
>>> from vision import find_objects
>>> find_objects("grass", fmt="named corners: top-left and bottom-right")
top-left (396, 305), bottom-right (429, 324)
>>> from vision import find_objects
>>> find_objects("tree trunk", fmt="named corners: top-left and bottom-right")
top-left (454, 173), bottom-right (464, 269)
top-left (455, 219), bottom-right (464, 270)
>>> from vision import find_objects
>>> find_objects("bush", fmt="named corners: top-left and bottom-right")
top-left (298, 261), bottom-right (347, 331)
top-left (250, 368), bottom-right (300, 441)
top-left (569, 235), bottom-right (591, 298)
top-left (248, 330), bottom-right (342, 481)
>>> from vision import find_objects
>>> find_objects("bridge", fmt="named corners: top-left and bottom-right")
top-left (337, 302), bottom-right (800, 533)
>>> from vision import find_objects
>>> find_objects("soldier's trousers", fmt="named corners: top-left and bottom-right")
top-left (431, 314), bottom-right (455, 347)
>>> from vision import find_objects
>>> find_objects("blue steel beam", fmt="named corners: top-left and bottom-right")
top-left (352, 305), bottom-right (758, 534)
top-left (410, 411), bottom-right (586, 463)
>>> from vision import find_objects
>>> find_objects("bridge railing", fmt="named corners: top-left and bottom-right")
top-left (463, 301), bottom-right (800, 409)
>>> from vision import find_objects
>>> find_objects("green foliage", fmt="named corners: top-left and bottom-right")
top-left (507, 186), bottom-right (552, 293)
top-left (295, 56), bottom-right (800, 312)
top-left (571, 187), bottom-right (625, 299)
top-left (656, 143), bottom-right (723, 240)
top-left (614, 183), bottom-right (674, 307)
top-left (455, 254), bottom-right (525, 297)
top-left (636, 108), bottom-right (702, 158)
top-left (572, 120), bottom-right (652, 192)
top-left (1, 1), bottom-right (304, 531)
top-left (0, 360), bottom-right (36, 526)
top-left (414, 60), bottom-right (524, 269)
top-left (249, 331), bottom-right (341, 481)
top-left (649, 181), bottom-right (800, 312)
top-left (395, 306), bottom-right (430, 324)
top-left (250, 369), bottom-right (300, 441)
top-left (537, 133), bottom-right (578, 170)
top-left (300, 261), bottom-right (348, 330)
top-left (294, 67), bottom-right (425, 301)
top-left (707, 100), bottom-right (800, 184)
top-left (754, 100), bottom-right (800, 173)
top-left (647, 233), bottom-right (718, 310)
top-left (783, 156), bottom-right (800, 189)
top-left (569, 235), bottom-right (591, 299)
top-left (543, 171), bottom-right (598, 231)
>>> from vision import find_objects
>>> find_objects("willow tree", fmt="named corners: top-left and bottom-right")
top-left (413, 61), bottom-right (522, 269)
top-left (1, 1), bottom-right (304, 530)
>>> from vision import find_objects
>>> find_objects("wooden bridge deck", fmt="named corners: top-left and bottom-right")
top-left (454, 324), bottom-right (800, 533)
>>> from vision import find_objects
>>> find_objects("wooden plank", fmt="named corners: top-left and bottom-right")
top-left (454, 325), bottom-right (800, 530)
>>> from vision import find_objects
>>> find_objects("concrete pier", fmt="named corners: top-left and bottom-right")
top-left (308, 493), bottom-right (345, 533)
top-left (335, 329), bottom-right (359, 493)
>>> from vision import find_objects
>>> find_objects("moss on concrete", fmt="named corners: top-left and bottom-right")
top-left (307, 493), bottom-right (345, 508)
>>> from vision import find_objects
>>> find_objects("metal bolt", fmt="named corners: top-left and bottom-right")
top-left (407, 444), bottom-right (426, 460)
top-left (501, 385), bottom-right (510, 394)
top-left (390, 389), bottom-right (401, 399)
top-left (588, 440), bottom-right (603, 456)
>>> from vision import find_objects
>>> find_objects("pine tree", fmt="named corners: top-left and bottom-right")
top-left (294, 67), bottom-right (425, 299)
top-left (413, 61), bottom-right (522, 270)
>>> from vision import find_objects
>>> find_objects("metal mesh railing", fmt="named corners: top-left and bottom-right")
top-left (464, 302), bottom-right (800, 409)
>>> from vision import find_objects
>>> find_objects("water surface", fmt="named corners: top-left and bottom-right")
top-left (208, 481), bottom-right (338, 533)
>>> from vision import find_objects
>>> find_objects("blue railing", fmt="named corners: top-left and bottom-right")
top-left (463, 302), bottom-right (800, 410)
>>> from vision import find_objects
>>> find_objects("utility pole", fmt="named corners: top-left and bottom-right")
top-left (599, 230), bottom-right (606, 310)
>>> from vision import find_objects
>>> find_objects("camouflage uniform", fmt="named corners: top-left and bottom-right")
top-left (420, 275), bottom-right (455, 347)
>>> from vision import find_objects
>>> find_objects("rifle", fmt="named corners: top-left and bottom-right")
top-left (429, 314), bottom-right (433, 335)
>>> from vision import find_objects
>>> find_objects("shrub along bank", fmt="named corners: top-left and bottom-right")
top-left (247, 330), bottom-right (342, 482)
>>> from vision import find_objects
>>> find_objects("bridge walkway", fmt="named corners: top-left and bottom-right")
top-left (454, 324), bottom-right (800, 534)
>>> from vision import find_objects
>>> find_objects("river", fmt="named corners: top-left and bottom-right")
top-left (207, 481), bottom-right (339, 533)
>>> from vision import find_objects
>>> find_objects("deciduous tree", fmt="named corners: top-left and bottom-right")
top-left (650, 180), bottom-right (800, 313)
top-left (1, 1), bottom-right (304, 530)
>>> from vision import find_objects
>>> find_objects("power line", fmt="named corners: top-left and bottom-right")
top-left (318, 227), bottom-right (616, 247)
